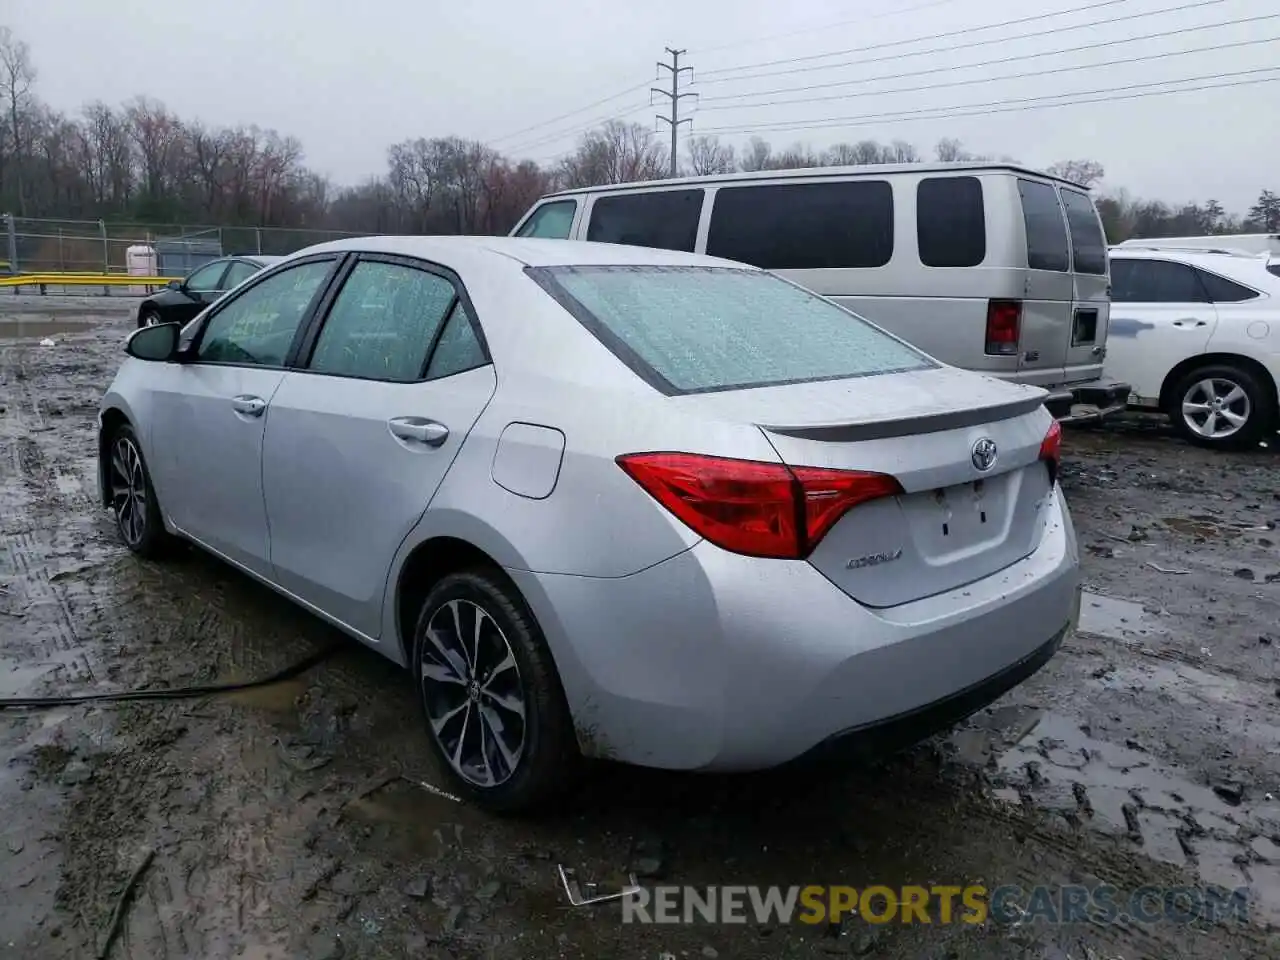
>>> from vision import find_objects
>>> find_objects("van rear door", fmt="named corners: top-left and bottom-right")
top-left (1015, 178), bottom-right (1073, 389)
top-left (1059, 187), bottom-right (1111, 384)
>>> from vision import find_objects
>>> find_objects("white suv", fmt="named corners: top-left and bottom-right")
top-left (1105, 245), bottom-right (1280, 449)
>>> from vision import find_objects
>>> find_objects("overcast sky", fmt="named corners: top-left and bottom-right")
top-left (10, 0), bottom-right (1278, 213)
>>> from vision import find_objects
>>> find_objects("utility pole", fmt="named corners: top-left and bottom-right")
top-left (653, 48), bottom-right (695, 178)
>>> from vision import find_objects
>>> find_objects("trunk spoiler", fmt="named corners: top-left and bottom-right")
top-left (757, 392), bottom-right (1047, 443)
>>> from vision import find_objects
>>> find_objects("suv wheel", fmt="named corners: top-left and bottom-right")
top-left (1168, 363), bottom-right (1274, 450)
top-left (412, 569), bottom-right (579, 814)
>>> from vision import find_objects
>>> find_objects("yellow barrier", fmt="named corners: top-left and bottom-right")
top-left (0, 274), bottom-right (172, 288)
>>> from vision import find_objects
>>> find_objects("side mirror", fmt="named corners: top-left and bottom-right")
top-left (166, 279), bottom-right (181, 291)
top-left (125, 322), bottom-right (181, 362)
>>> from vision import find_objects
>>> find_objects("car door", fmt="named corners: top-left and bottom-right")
top-left (260, 255), bottom-right (497, 638)
top-left (1106, 257), bottom-right (1217, 405)
top-left (146, 256), bottom-right (341, 575)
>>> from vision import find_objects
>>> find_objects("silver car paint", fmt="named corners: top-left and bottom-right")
top-left (100, 236), bottom-right (1078, 771)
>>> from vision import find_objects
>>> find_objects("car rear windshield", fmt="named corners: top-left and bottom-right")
top-left (526, 265), bottom-right (934, 395)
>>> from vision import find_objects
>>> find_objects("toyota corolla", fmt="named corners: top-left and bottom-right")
top-left (97, 236), bottom-right (1080, 812)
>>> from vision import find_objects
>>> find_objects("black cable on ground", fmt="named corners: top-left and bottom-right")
top-left (0, 644), bottom-right (340, 710)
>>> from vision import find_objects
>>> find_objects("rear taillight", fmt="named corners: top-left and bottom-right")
top-left (1039, 419), bottom-right (1062, 484)
top-left (616, 452), bottom-right (903, 560)
top-left (985, 299), bottom-right (1022, 356)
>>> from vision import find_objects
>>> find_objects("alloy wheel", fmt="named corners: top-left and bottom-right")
top-left (109, 435), bottom-right (148, 547)
top-left (420, 599), bottom-right (527, 787)
top-left (1181, 377), bottom-right (1251, 440)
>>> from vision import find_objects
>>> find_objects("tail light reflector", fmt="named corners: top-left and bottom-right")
top-left (985, 299), bottom-right (1022, 356)
top-left (616, 452), bottom-right (903, 560)
top-left (1039, 419), bottom-right (1062, 484)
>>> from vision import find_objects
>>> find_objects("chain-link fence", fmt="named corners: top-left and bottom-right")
top-left (1, 215), bottom-right (374, 276)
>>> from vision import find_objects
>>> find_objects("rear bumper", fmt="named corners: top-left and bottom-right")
top-left (510, 486), bottom-right (1079, 771)
top-left (1044, 379), bottom-right (1131, 423)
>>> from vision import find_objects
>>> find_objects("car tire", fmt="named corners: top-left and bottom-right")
top-left (107, 423), bottom-right (174, 558)
top-left (138, 307), bottom-right (162, 329)
top-left (412, 568), bottom-right (579, 814)
top-left (1167, 363), bottom-right (1275, 450)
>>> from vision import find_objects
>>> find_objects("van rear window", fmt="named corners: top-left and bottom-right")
top-left (527, 264), bottom-right (933, 395)
top-left (586, 190), bottom-right (703, 253)
top-left (1060, 189), bottom-right (1108, 275)
top-left (706, 180), bottom-right (894, 270)
top-left (1017, 179), bottom-right (1070, 272)
top-left (917, 176), bottom-right (986, 268)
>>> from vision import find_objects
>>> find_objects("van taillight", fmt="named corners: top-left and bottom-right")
top-left (985, 300), bottom-right (1022, 356)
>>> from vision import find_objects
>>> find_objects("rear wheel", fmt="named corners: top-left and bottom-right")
top-left (1167, 363), bottom-right (1274, 450)
top-left (108, 424), bottom-right (174, 558)
top-left (411, 569), bottom-right (579, 814)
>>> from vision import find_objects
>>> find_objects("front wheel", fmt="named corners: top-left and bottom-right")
top-left (1168, 363), bottom-right (1274, 450)
top-left (412, 569), bottom-right (579, 814)
top-left (137, 307), bottom-right (162, 329)
top-left (107, 424), bottom-right (174, 558)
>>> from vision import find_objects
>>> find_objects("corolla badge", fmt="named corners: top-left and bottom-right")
top-left (970, 437), bottom-right (998, 472)
top-left (846, 548), bottom-right (903, 570)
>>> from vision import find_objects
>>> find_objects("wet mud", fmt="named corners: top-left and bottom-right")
top-left (1, 296), bottom-right (1278, 959)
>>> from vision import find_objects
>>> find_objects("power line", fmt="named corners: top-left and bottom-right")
top-left (504, 101), bottom-right (652, 155)
top-left (699, 12), bottom-right (1280, 105)
top-left (698, 34), bottom-right (1280, 113)
top-left (693, 0), bottom-right (968, 59)
top-left (692, 66), bottom-right (1280, 137)
top-left (486, 80), bottom-right (652, 146)
top-left (697, 0), bottom-right (1224, 85)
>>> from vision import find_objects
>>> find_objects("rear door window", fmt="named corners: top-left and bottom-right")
top-left (527, 264), bottom-right (932, 395)
top-left (516, 200), bottom-right (577, 239)
top-left (1060, 188), bottom-right (1108, 275)
top-left (585, 190), bottom-right (703, 252)
top-left (1017, 179), bottom-right (1070, 272)
top-left (1109, 259), bottom-right (1207, 303)
top-left (917, 176), bottom-right (986, 268)
top-left (1194, 269), bottom-right (1259, 303)
top-left (707, 180), bottom-right (894, 269)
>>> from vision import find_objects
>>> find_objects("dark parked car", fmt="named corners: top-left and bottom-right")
top-left (136, 255), bottom-right (282, 328)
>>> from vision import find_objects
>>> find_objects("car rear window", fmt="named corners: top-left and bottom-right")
top-left (1060, 188), bottom-right (1108, 275)
top-left (706, 180), bottom-right (894, 270)
top-left (1017, 179), bottom-right (1070, 272)
top-left (526, 264), bottom-right (934, 395)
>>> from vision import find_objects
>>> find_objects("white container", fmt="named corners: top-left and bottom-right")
top-left (125, 244), bottom-right (158, 295)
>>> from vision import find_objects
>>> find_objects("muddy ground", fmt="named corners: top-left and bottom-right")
top-left (1, 297), bottom-right (1279, 960)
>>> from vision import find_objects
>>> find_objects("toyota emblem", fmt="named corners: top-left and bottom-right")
top-left (970, 437), bottom-right (998, 472)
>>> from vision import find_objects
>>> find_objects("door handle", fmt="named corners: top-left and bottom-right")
top-left (1172, 318), bottom-right (1208, 328)
top-left (231, 395), bottom-right (267, 417)
top-left (388, 416), bottom-right (449, 447)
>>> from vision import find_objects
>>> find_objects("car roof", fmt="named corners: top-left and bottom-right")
top-left (537, 161), bottom-right (1087, 198)
top-left (283, 235), bottom-right (757, 271)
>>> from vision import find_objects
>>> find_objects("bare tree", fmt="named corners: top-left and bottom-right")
top-left (1046, 159), bottom-right (1105, 189)
top-left (686, 136), bottom-right (735, 176)
top-left (558, 121), bottom-right (664, 188)
top-left (738, 136), bottom-right (773, 172)
top-left (0, 26), bottom-right (37, 215)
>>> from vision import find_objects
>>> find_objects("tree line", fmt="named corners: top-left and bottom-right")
top-left (2, 25), bottom-right (1277, 242)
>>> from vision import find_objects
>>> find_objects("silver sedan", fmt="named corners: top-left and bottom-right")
top-left (97, 236), bottom-right (1081, 812)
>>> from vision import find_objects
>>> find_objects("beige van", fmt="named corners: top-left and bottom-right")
top-left (511, 162), bottom-right (1130, 420)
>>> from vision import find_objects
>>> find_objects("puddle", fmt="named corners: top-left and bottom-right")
top-left (0, 320), bottom-right (94, 339)
top-left (1077, 591), bottom-right (1167, 643)
top-left (1163, 516), bottom-right (1232, 539)
top-left (992, 712), bottom-right (1280, 924)
top-left (220, 675), bottom-right (310, 712)
top-left (343, 775), bottom-right (485, 841)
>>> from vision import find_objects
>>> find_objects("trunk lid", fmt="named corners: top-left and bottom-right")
top-left (674, 368), bottom-right (1057, 608)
